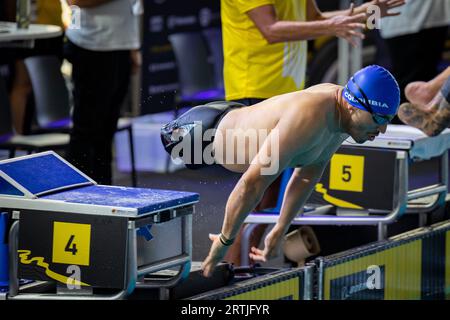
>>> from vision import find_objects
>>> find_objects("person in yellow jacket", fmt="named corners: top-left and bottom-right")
top-left (222, 0), bottom-right (406, 103)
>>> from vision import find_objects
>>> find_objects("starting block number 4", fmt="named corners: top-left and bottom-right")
top-left (52, 221), bottom-right (91, 266)
top-left (329, 154), bottom-right (365, 192)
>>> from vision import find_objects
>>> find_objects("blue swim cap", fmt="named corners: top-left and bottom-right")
top-left (342, 65), bottom-right (400, 118)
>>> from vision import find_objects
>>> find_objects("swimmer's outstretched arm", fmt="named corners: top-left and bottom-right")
top-left (201, 160), bottom-right (281, 277)
top-left (276, 163), bottom-right (328, 232)
top-left (249, 162), bottom-right (328, 262)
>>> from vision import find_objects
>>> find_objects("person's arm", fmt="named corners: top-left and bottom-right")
top-left (202, 108), bottom-right (320, 277)
top-left (249, 161), bottom-right (328, 262)
top-left (309, 0), bottom-right (405, 20)
top-left (276, 163), bottom-right (327, 234)
top-left (66, 0), bottom-right (113, 8)
top-left (201, 133), bottom-right (286, 277)
top-left (247, 4), bottom-right (366, 46)
top-left (220, 160), bottom-right (280, 244)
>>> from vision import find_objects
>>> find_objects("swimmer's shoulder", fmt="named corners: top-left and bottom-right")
top-left (302, 83), bottom-right (341, 96)
top-left (294, 84), bottom-right (339, 111)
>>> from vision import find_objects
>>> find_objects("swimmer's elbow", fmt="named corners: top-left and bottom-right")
top-left (300, 162), bottom-right (328, 181)
top-left (239, 176), bottom-right (267, 199)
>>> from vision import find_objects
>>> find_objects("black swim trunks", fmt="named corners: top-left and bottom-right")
top-left (161, 101), bottom-right (245, 169)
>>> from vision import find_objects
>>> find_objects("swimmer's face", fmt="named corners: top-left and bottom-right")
top-left (348, 107), bottom-right (388, 144)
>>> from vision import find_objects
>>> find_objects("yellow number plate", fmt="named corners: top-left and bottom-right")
top-left (52, 222), bottom-right (91, 266)
top-left (329, 154), bottom-right (365, 192)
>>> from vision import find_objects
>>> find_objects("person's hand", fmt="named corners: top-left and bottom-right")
top-left (249, 226), bottom-right (284, 263)
top-left (369, 0), bottom-right (406, 18)
top-left (329, 3), bottom-right (366, 47)
top-left (201, 233), bottom-right (229, 277)
top-left (130, 49), bottom-right (142, 75)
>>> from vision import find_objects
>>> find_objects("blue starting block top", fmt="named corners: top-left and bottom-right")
top-left (42, 185), bottom-right (199, 215)
top-left (0, 152), bottom-right (199, 217)
top-left (0, 152), bottom-right (92, 197)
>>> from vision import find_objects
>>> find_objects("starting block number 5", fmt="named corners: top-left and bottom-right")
top-left (52, 222), bottom-right (91, 266)
top-left (329, 154), bottom-right (365, 192)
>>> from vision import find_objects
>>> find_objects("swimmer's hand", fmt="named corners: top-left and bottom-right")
top-left (201, 233), bottom-right (229, 277)
top-left (249, 227), bottom-right (284, 262)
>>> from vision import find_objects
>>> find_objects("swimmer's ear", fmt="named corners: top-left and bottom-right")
top-left (348, 106), bottom-right (358, 114)
top-left (341, 99), bottom-right (353, 112)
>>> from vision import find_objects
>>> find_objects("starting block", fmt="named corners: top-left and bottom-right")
top-left (0, 151), bottom-right (199, 300)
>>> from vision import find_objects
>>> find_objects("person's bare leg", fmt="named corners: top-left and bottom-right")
top-left (405, 67), bottom-right (450, 106)
top-left (9, 60), bottom-right (32, 134)
top-left (399, 76), bottom-right (450, 136)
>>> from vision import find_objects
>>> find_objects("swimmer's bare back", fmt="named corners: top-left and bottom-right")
top-left (213, 84), bottom-right (349, 174)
